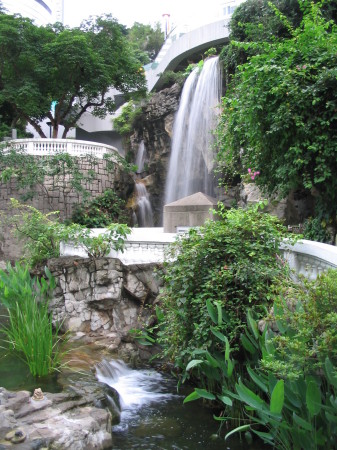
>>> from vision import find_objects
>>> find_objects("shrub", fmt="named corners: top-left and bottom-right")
top-left (0, 263), bottom-right (64, 377)
top-left (2, 199), bottom-right (131, 266)
top-left (71, 189), bottom-right (130, 227)
top-left (184, 270), bottom-right (337, 449)
top-left (158, 203), bottom-right (293, 370)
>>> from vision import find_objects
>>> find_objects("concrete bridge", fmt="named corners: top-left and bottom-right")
top-left (145, 19), bottom-right (230, 92)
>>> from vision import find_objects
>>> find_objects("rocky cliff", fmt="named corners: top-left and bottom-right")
top-left (129, 83), bottom-right (183, 224)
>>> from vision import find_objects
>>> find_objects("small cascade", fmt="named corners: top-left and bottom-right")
top-left (165, 56), bottom-right (222, 204)
top-left (135, 140), bottom-right (147, 174)
top-left (135, 182), bottom-right (154, 227)
top-left (96, 359), bottom-right (175, 412)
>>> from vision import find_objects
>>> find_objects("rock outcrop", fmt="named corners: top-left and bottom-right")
top-left (0, 377), bottom-right (120, 449)
top-left (42, 256), bottom-right (161, 359)
top-left (130, 83), bottom-right (183, 224)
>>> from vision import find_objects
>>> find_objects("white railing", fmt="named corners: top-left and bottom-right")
top-left (60, 228), bottom-right (177, 265)
top-left (281, 240), bottom-right (337, 280)
top-left (5, 139), bottom-right (119, 159)
top-left (60, 228), bottom-right (337, 276)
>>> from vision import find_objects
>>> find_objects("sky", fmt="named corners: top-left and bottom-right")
top-left (63, 0), bottom-right (223, 31)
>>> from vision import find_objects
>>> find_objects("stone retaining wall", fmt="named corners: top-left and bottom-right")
top-left (0, 155), bottom-right (134, 260)
top-left (44, 257), bottom-right (161, 356)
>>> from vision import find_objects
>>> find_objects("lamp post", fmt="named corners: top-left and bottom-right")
top-left (46, 121), bottom-right (52, 138)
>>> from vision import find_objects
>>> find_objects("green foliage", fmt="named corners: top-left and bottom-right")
top-left (71, 189), bottom-right (130, 227)
top-left (2, 199), bottom-right (130, 266)
top-left (3, 199), bottom-right (63, 266)
top-left (0, 13), bottom-right (146, 138)
top-left (127, 22), bottom-right (164, 63)
top-left (0, 146), bottom-right (99, 203)
top-left (217, 1), bottom-right (337, 230)
top-left (183, 270), bottom-right (337, 449)
top-left (0, 146), bottom-right (132, 213)
top-left (302, 214), bottom-right (332, 243)
top-left (0, 262), bottom-right (64, 377)
top-left (64, 223), bottom-right (131, 259)
top-left (156, 70), bottom-right (186, 89)
top-left (262, 270), bottom-right (337, 379)
top-left (158, 203), bottom-right (292, 370)
top-left (113, 101), bottom-right (142, 135)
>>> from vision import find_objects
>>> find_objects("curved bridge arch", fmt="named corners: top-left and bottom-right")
top-left (146, 19), bottom-right (230, 92)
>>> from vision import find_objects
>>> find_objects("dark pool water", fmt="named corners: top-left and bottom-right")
top-left (96, 359), bottom-right (263, 450)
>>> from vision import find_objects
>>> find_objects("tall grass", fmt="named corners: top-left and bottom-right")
top-left (0, 263), bottom-right (64, 377)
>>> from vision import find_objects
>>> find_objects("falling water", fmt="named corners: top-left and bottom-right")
top-left (165, 56), bottom-right (222, 204)
top-left (135, 140), bottom-right (147, 174)
top-left (135, 182), bottom-right (154, 227)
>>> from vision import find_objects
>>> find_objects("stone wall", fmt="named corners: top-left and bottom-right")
top-left (0, 156), bottom-right (134, 260)
top-left (44, 256), bottom-right (161, 357)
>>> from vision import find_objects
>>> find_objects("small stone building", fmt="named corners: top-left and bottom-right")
top-left (163, 192), bottom-right (218, 233)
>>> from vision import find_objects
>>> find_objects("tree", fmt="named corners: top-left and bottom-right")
top-left (0, 13), bottom-right (146, 138)
top-left (217, 1), bottom-right (337, 233)
top-left (127, 22), bottom-right (164, 64)
top-left (221, 0), bottom-right (337, 85)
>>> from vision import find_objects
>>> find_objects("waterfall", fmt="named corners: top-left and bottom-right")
top-left (135, 140), bottom-right (146, 174)
top-left (96, 359), bottom-right (176, 411)
top-left (135, 182), bottom-right (154, 227)
top-left (165, 56), bottom-right (222, 204)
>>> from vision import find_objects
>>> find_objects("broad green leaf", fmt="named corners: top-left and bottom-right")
top-left (225, 424), bottom-right (251, 441)
top-left (206, 299), bottom-right (217, 324)
top-left (248, 366), bottom-right (268, 394)
top-left (183, 390), bottom-right (200, 404)
top-left (247, 309), bottom-right (259, 340)
top-left (325, 411), bottom-right (337, 424)
top-left (240, 333), bottom-right (256, 354)
top-left (186, 359), bottom-right (204, 371)
top-left (306, 380), bottom-right (321, 416)
top-left (236, 380), bottom-right (267, 411)
top-left (210, 326), bottom-right (230, 360)
top-left (270, 379), bottom-right (284, 414)
top-left (216, 302), bottom-right (222, 325)
top-left (205, 351), bottom-right (220, 368)
top-left (195, 388), bottom-right (216, 400)
top-left (325, 357), bottom-right (337, 389)
top-left (218, 395), bottom-right (233, 407)
top-left (227, 359), bottom-right (234, 378)
top-left (293, 412), bottom-right (312, 431)
top-left (252, 429), bottom-right (275, 445)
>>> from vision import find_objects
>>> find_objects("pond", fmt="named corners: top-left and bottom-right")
top-left (0, 306), bottom-right (262, 450)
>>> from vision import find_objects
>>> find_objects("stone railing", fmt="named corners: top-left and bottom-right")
top-left (60, 228), bottom-right (177, 265)
top-left (60, 229), bottom-right (337, 277)
top-left (5, 138), bottom-right (119, 159)
top-left (281, 239), bottom-right (337, 280)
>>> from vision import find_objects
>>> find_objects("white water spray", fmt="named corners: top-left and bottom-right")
top-left (135, 182), bottom-right (154, 227)
top-left (96, 359), bottom-right (176, 414)
top-left (135, 140), bottom-right (146, 174)
top-left (165, 56), bottom-right (222, 204)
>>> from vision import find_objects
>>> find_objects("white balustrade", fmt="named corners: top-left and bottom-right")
top-left (60, 229), bottom-right (337, 276)
top-left (5, 138), bottom-right (119, 160)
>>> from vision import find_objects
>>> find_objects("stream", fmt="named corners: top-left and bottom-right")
top-left (96, 359), bottom-right (260, 450)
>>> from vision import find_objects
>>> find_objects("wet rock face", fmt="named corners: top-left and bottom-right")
top-left (130, 83), bottom-right (183, 224)
top-left (0, 381), bottom-right (118, 449)
top-left (43, 257), bottom-right (162, 356)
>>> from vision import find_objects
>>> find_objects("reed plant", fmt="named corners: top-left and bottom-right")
top-left (0, 262), bottom-right (64, 377)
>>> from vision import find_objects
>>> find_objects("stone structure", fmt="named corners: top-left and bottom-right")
top-left (130, 82), bottom-right (182, 224)
top-left (61, 227), bottom-right (176, 265)
top-left (43, 257), bottom-right (161, 356)
top-left (0, 154), bottom-right (134, 260)
top-left (163, 192), bottom-right (218, 233)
